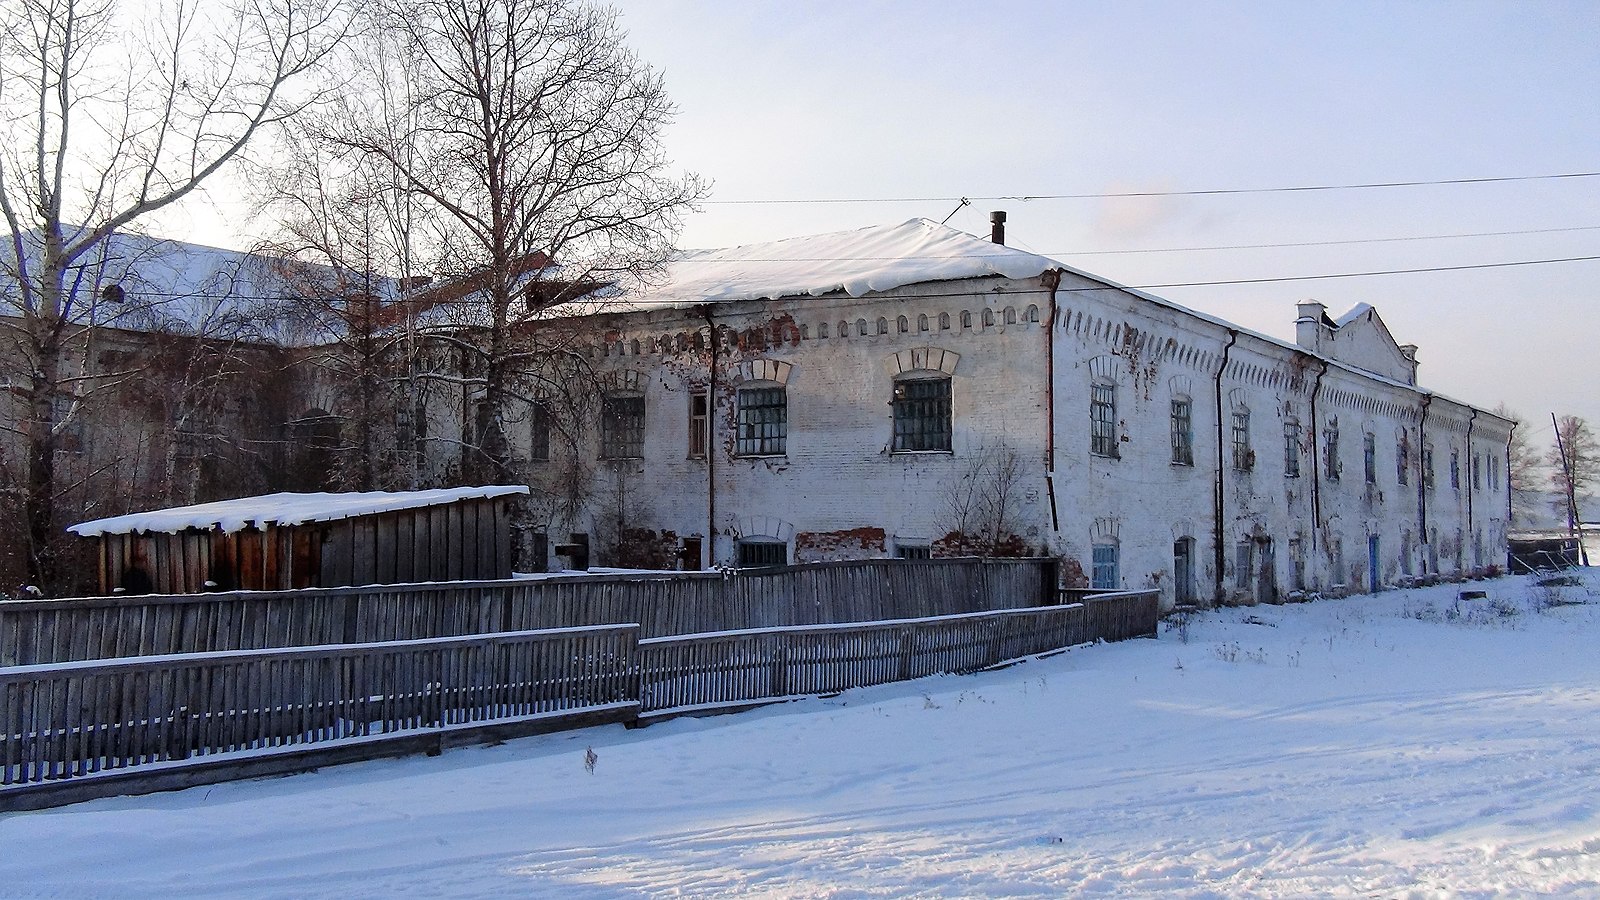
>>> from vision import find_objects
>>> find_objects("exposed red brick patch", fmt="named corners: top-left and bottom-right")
top-left (795, 527), bottom-right (886, 562)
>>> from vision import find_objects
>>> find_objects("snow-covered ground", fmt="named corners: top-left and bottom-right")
top-left (4, 572), bottom-right (1600, 898)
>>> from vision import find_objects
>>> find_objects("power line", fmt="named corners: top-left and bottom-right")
top-left (671, 224), bottom-right (1600, 263)
top-left (1101, 255), bottom-right (1600, 291)
top-left (1062, 224), bottom-right (1600, 256)
top-left (701, 171), bottom-right (1600, 205)
top-left (20, 254), bottom-right (1597, 304)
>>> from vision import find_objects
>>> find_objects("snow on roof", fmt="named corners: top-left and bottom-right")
top-left (0, 228), bottom-right (404, 347)
top-left (618, 218), bottom-right (1061, 310)
top-left (68, 486), bottom-right (530, 537)
top-left (1333, 302), bottom-right (1376, 327)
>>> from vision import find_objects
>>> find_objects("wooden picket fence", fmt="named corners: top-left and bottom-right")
top-left (0, 558), bottom-right (1054, 666)
top-left (0, 562), bottom-right (1157, 812)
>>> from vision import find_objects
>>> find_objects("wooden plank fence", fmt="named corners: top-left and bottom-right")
top-left (639, 604), bottom-right (1083, 715)
top-left (0, 562), bottom-right (1157, 812)
top-left (0, 558), bottom-right (1056, 666)
top-left (0, 625), bottom-right (638, 810)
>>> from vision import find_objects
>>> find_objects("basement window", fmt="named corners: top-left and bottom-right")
top-left (737, 539), bottom-right (788, 568)
top-left (896, 544), bottom-right (932, 560)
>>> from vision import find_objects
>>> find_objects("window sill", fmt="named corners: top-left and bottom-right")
top-left (1171, 460), bottom-right (1194, 468)
top-left (734, 453), bottom-right (788, 460)
top-left (1090, 451), bottom-right (1121, 461)
top-left (890, 449), bottom-right (953, 456)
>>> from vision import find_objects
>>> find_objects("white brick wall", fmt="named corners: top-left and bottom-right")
top-left (502, 270), bottom-right (1512, 611)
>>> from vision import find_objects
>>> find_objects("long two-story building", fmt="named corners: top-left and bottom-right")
top-left (513, 216), bottom-right (1511, 608)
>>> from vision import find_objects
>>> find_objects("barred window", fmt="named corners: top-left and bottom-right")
top-left (1324, 423), bottom-right (1341, 480)
top-left (892, 377), bottom-right (952, 452)
top-left (1092, 544), bottom-right (1119, 590)
top-left (1170, 397), bottom-right (1193, 466)
top-left (896, 544), bottom-right (932, 560)
top-left (1450, 449), bottom-right (1460, 489)
top-left (600, 394), bottom-right (644, 459)
top-left (737, 539), bottom-right (787, 568)
top-left (530, 402), bottom-right (550, 462)
top-left (1397, 435), bottom-right (1410, 486)
top-left (1091, 382), bottom-right (1118, 457)
top-left (1363, 433), bottom-right (1377, 484)
top-left (736, 387), bottom-right (787, 456)
top-left (1231, 410), bottom-right (1252, 470)
top-left (1284, 420), bottom-right (1301, 478)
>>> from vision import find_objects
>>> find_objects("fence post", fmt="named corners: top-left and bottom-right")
top-left (771, 644), bottom-right (788, 697)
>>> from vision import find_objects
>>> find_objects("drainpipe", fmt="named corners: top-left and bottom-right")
top-left (1213, 329), bottom-right (1238, 606)
top-left (1308, 359), bottom-right (1329, 567)
top-left (1505, 418), bottom-right (1515, 528)
top-left (1043, 269), bottom-right (1061, 533)
top-left (698, 305), bottom-right (719, 568)
top-left (1417, 393), bottom-right (1432, 571)
top-left (1466, 408), bottom-right (1478, 568)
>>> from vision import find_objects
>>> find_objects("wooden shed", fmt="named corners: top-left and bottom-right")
top-left (69, 486), bottom-right (529, 595)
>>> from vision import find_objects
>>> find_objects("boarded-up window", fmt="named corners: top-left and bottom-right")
top-left (1092, 544), bottom-right (1118, 590)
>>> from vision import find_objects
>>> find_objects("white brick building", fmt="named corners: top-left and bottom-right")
top-left (509, 217), bottom-right (1512, 609)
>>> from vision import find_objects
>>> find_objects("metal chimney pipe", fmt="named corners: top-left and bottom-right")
top-left (990, 210), bottom-right (1007, 245)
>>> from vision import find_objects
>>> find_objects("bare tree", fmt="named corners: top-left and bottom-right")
top-left (321, 0), bottom-right (705, 488)
top-left (940, 442), bottom-right (1026, 557)
top-left (1548, 414), bottom-right (1597, 541)
top-left (0, 0), bottom-right (348, 591)
top-left (1493, 405), bottom-right (1544, 528)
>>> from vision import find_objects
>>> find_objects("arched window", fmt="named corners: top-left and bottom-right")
top-left (939, 312), bottom-right (951, 330)
top-left (960, 310), bottom-right (972, 329)
top-left (857, 318), bottom-right (868, 336)
top-left (818, 322), bottom-right (830, 339)
top-left (839, 321), bottom-right (849, 338)
top-left (983, 308), bottom-right (995, 326)
top-left (877, 317), bottom-right (889, 335)
top-left (1025, 304), bottom-right (1039, 323)
top-left (1004, 307), bottom-right (1016, 325)
top-left (917, 314), bottom-right (929, 332)
top-left (897, 315), bottom-right (909, 333)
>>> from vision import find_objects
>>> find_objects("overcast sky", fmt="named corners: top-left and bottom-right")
top-left (598, 0), bottom-right (1599, 451)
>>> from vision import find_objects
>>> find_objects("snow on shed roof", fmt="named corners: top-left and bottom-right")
top-left (68, 486), bottom-right (530, 537)
top-left (620, 218), bottom-right (1061, 310)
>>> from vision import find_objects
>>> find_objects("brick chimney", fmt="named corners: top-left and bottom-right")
top-left (1295, 300), bottom-right (1327, 351)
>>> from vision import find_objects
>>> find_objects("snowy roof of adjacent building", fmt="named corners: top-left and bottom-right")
top-left (617, 218), bottom-right (1062, 310)
top-left (68, 486), bottom-right (530, 537)
top-left (0, 228), bottom-right (403, 347)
